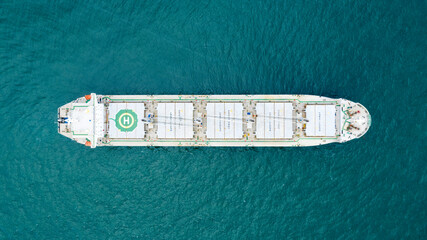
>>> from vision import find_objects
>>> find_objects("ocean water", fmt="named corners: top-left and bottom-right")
top-left (0, 0), bottom-right (426, 239)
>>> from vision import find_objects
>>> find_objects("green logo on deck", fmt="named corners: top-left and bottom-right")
top-left (115, 109), bottom-right (138, 132)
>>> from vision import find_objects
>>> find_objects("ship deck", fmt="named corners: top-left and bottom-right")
top-left (102, 95), bottom-right (342, 147)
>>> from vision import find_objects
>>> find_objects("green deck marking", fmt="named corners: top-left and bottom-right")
top-left (71, 131), bottom-right (88, 136)
top-left (115, 109), bottom-right (138, 132)
top-left (341, 107), bottom-right (350, 131)
top-left (70, 106), bottom-right (89, 110)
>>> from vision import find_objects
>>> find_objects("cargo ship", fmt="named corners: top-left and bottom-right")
top-left (57, 94), bottom-right (371, 148)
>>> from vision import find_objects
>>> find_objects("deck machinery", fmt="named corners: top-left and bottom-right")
top-left (58, 94), bottom-right (371, 148)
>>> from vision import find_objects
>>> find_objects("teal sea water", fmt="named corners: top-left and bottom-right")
top-left (1, 0), bottom-right (426, 239)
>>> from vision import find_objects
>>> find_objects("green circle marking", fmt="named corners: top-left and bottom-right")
top-left (115, 109), bottom-right (138, 132)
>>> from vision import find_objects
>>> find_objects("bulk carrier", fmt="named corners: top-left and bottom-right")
top-left (57, 94), bottom-right (370, 148)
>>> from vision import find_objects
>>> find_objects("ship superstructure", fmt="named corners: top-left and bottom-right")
top-left (58, 94), bottom-right (370, 148)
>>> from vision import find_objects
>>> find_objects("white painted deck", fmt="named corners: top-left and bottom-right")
top-left (255, 102), bottom-right (293, 139)
top-left (157, 103), bottom-right (194, 139)
top-left (206, 103), bottom-right (243, 139)
top-left (305, 105), bottom-right (336, 137)
top-left (108, 102), bottom-right (145, 139)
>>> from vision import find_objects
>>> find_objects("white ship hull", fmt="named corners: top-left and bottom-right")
top-left (58, 94), bottom-right (371, 148)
